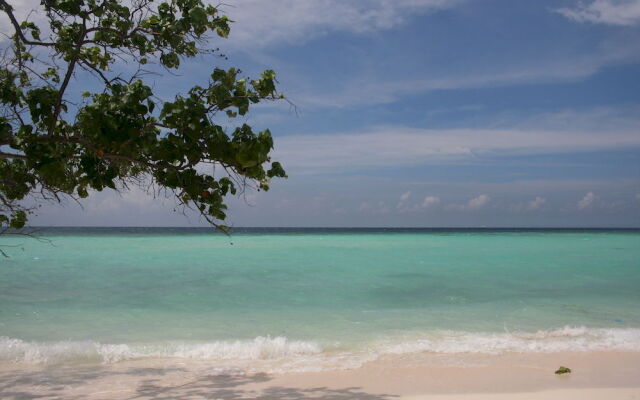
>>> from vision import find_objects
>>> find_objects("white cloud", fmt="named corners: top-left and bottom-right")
top-left (578, 192), bottom-right (596, 209)
top-left (527, 196), bottom-right (547, 211)
top-left (224, 0), bottom-right (461, 48)
top-left (396, 190), bottom-right (414, 211)
top-left (274, 125), bottom-right (640, 173)
top-left (467, 194), bottom-right (490, 210)
top-left (446, 194), bottom-right (490, 211)
top-left (81, 185), bottom-right (170, 216)
top-left (512, 106), bottom-right (640, 133)
top-left (2, 0), bottom-right (460, 48)
top-left (422, 195), bottom-right (441, 208)
top-left (297, 44), bottom-right (640, 108)
top-left (0, 0), bottom-right (40, 35)
top-left (509, 196), bottom-right (547, 212)
top-left (555, 0), bottom-right (640, 26)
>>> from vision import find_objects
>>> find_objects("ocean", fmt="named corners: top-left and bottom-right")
top-left (1, 228), bottom-right (639, 372)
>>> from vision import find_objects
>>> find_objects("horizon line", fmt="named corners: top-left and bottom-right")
top-left (21, 226), bottom-right (640, 230)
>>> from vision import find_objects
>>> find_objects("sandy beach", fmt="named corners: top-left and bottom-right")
top-left (2, 351), bottom-right (639, 399)
top-left (2, 230), bottom-right (639, 399)
top-left (2, 0), bottom-right (639, 395)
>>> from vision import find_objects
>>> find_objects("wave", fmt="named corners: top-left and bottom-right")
top-left (0, 336), bottom-right (322, 365)
top-left (376, 326), bottom-right (640, 355)
top-left (2, 327), bottom-right (640, 371)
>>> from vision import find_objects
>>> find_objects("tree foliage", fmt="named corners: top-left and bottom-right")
top-left (0, 0), bottom-right (286, 232)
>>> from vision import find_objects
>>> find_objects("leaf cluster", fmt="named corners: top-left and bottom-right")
top-left (0, 0), bottom-right (287, 231)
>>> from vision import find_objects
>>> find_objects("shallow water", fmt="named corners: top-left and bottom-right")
top-left (1, 228), bottom-right (639, 369)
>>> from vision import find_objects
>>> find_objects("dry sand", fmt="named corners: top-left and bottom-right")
top-left (1, 351), bottom-right (639, 399)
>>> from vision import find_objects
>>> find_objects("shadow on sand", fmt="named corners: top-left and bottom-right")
top-left (0, 365), bottom-right (398, 400)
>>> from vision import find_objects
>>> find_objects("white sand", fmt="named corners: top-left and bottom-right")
top-left (1, 351), bottom-right (639, 399)
top-left (404, 388), bottom-right (640, 399)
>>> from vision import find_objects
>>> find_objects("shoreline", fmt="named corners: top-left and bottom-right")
top-left (3, 325), bottom-right (639, 368)
top-left (2, 351), bottom-right (639, 399)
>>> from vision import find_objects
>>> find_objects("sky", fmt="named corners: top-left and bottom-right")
top-left (13, 0), bottom-right (640, 227)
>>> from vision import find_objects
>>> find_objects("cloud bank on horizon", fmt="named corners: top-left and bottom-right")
top-left (19, 0), bottom-right (640, 227)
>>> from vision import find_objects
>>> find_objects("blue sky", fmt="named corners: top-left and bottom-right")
top-left (24, 0), bottom-right (640, 227)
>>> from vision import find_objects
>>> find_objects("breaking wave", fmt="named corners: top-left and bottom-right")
top-left (376, 326), bottom-right (640, 355)
top-left (0, 336), bottom-right (321, 365)
top-left (2, 327), bottom-right (639, 371)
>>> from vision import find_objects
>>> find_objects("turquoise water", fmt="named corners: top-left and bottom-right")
top-left (1, 229), bottom-right (639, 369)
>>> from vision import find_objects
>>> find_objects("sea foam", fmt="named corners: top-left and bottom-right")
top-left (2, 327), bottom-right (639, 370)
top-left (377, 326), bottom-right (640, 355)
top-left (0, 336), bottom-right (321, 365)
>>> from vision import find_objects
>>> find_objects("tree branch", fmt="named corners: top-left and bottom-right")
top-left (49, 20), bottom-right (87, 135)
top-left (0, 0), bottom-right (56, 47)
top-left (0, 151), bottom-right (27, 160)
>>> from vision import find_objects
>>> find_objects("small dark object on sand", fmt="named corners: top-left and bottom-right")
top-left (555, 366), bottom-right (571, 374)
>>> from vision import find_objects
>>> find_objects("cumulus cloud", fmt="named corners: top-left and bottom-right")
top-left (527, 196), bottom-right (547, 211)
top-left (509, 196), bottom-right (547, 212)
top-left (578, 192), bottom-right (596, 210)
top-left (224, 0), bottom-right (461, 48)
top-left (422, 196), bottom-right (441, 208)
top-left (397, 190), bottom-right (412, 209)
top-left (555, 0), bottom-right (640, 26)
top-left (447, 194), bottom-right (490, 211)
top-left (467, 194), bottom-right (490, 210)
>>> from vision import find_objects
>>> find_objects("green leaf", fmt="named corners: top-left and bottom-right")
top-left (0, 0), bottom-right (286, 233)
top-left (189, 7), bottom-right (207, 25)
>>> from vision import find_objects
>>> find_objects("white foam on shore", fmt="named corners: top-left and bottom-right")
top-left (377, 326), bottom-right (640, 355)
top-left (2, 327), bottom-right (639, 371)
top-left (0, 336), bottom-right (321, 365)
